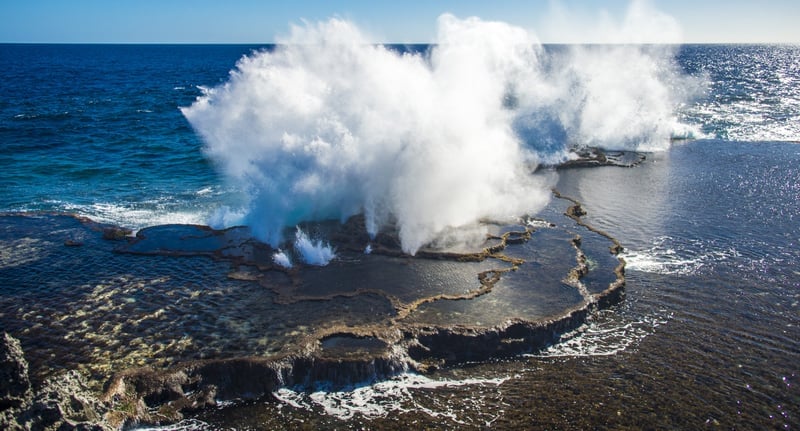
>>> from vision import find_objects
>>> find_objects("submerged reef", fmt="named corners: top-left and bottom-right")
top-left (0, 179), bottom-right (629, 428)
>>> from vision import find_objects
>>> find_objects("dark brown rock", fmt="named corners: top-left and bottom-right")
top-left (102, 227), bottom-right (132, 241)
top-left (554, 147), bottom-right (647, 169)
top-left (23, 371), bottom-right (111, 431)
top-left (0, 334), bottom-right (112, 431)
top-left (0, 333), bottom-right (30, 411)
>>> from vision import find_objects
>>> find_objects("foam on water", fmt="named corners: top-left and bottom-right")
top-left (621, 235), bottom-right (741, 276)
top-left (532, 311), bottom-right (672, 358)
top-left (14, 184), bottom-right (237, 234)
top-left (182, 3), bottom-right (702, 255)
top-left (201, 308), bottom-right (670, 425)
top-left (55, 201), bottom-right (208, 234)
top-left (133, 373), bottom-right (509, 429)
top-left (273, 373), bottom-right (508, 421)
top-left (132, 419), bottom-right (215, 431)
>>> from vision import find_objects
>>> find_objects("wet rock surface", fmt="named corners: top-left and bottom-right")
top-left (554, 147), bottom-right (647, 169)
top-left (0, 190), bottom-right (625, 428)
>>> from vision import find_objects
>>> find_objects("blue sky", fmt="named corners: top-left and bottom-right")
top-left (1, 0), bottom-right (798, 44)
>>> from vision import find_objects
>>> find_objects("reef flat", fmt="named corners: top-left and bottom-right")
top-left (1, 183), bottom-right (627, 428)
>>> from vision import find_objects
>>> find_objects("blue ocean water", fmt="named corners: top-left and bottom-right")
top-left (1, 44), bottom-right (797, 231)
top-left (0, 44), bottom-right (260, 227)
top-left (678, 44), bottom-right (800, 141)
top-left (1, 43), bottom-right (799, 429)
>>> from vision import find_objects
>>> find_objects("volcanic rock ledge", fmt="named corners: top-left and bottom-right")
top-left (0, 189), bottom-right (626, 429)
top-left (98, 190), bottom-right (626, 428)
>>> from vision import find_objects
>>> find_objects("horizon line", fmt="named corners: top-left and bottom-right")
top-left (2, 41), bottom-right (798, 46)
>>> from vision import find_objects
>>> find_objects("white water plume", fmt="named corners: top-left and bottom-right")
top-left (182, 4), bottom-right (701, 254)
top-left (294, 227), bottom-right (336, 265)
top-left (272, 249), bottom-right (292, 269)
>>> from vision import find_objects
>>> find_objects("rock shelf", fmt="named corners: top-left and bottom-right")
top-left (0, 189), bottom-right (625, 428)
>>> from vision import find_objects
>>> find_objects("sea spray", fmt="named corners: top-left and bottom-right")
top-left (544, 44), bottom-right (697, 151)
top-left (272, 249), bottom-right (293, 269)
top-left (271, 228), bottom-right (336, 267)
top-left (294, 227), bottom-right (336, 265)
top-left (183, 15), bottom-right (552, 254)
top-left (182, 9), bottom-right (701, 254)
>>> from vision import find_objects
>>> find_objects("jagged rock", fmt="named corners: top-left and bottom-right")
top-left (23, 370), bottom-right (111, 431)
top-left (101, 347), bottom-right (411, 428)
top-left (0, 333), bottom-right (112, 431)
top-left (0, 333), bottom-right (31, 411)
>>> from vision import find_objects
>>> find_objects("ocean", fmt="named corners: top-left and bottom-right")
top-left (1, 41), bottom-right (798, 430)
